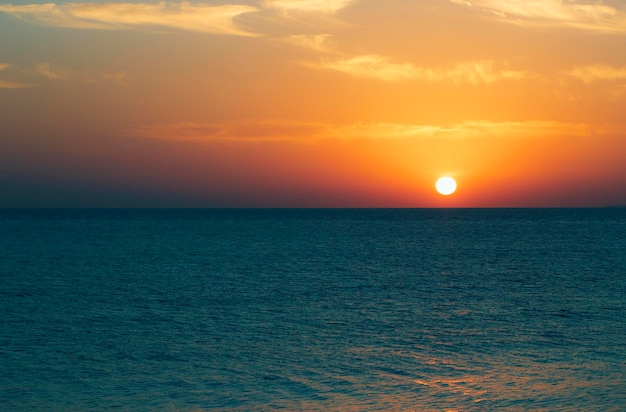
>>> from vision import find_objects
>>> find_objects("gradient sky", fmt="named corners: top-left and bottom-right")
top-left (1, 0), bottom-right (625, 207)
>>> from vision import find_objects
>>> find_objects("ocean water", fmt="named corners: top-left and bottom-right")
top-left (1, 208), bottom-right (625, 411)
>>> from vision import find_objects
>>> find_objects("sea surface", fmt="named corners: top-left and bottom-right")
top-left (1, 208), bottom-right (625, 411)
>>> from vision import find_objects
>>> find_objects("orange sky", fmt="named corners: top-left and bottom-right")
top-left (1, 0), bottom-right (625, 207)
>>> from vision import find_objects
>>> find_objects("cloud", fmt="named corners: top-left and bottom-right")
top-left (0, 79), bottom-right (32, 89)
top-left (445, 60), bottom-right (527, 84)
top-left (310, 55), bottom-right (527, 83)
top-left (0, 63), bottom-right (33, 89)
top-left (250, 0), bottom-right (357, 37)
top-left (262, 0), bottom-right (356, 16)
top-left (34, 62), bottom-right (127, 84)
top-left (0, 2), bottom-right (259, 36)
top-left (0, 62), bottom-right (127, 88)
top-left (450, 0), bottom-right (626, 33)
top-left (279, 34), bottom-right (334, 53)
top-left (567, 65), bottom-right (626, 83)
top-left (0, 1), bottom-right (360, 39)
top-left (129, 119), bottom-right (594, 144)
top-left (129, 121), bottom-right (328, 143)
top-left (35, 62), bottom-right (63, 80)
top-left (328, 121), bottom-right (592, 141)
top-left (313, 54), bottom-right (419, 82)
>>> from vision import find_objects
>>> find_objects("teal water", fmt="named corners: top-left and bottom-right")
top-left (1, 209), bottom-right (625, 410)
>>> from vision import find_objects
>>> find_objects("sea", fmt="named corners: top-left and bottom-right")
top-left (1, 208), bottom-right (625, 411)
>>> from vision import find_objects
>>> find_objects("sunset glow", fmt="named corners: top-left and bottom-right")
top-left (1, 1), bottom-right (625, 207)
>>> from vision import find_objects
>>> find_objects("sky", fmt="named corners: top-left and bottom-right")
top-left (1, 0), bottom-right (625, 207)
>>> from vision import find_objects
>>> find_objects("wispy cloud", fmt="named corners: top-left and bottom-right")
top-left (313, 54), bottom-right (418, 82)
top-left (328, 121), bottom-right (592, 140)
top-left (0, 62), bottom-right (126, 88)
top-left (0, 79), bottom-right (32, 89)
top-left (0, 63), bottom-right (33, 89)
top-left (310, 55), bottom-right (527, 83)
top-left (129, 121), bottom-right (328, 143)
top-left (279, 34), bottom-right (334, 53)
top-left (34, 62), bottom-right (127, 84)
top-left (0, 2), bottom-right (259, 36)
top-left (129, 119), bottom-right (594, 144)
top-left (262, 0), bottom-right (356, 16)
top-left (450, 0), bottom-right (626, 33)
top-left (567, 64), bottom-right (626, 83)
top-left (443, 60), bottom-right (527, 84)
top-left (35, 62), bottom-right (63, 80)
top-left (250, 0), bottom-right (357, 37)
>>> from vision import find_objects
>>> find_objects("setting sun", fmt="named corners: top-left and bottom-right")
top-left (436, 177), bottom-right (457, 195)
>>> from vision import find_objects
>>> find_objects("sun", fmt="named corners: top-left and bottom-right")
top-left (436, 176), bottom-right (457, 195)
